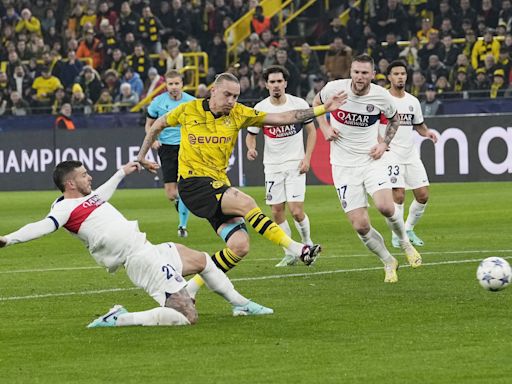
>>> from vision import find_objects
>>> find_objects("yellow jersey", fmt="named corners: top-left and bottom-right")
top-left (165, 99), bottom-right (267, 183)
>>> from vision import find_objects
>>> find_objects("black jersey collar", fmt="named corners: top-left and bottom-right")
top-left (202, 98), bottom-right (223, 119)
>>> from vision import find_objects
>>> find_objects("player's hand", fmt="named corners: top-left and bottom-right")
top-left (299, 158), bottom-right (310, 174)
top-left (151, 141), bottom-right (161, 150)
top-left (369, 142), bottom-right (388, 160)
top-left (137, 158), bottom-right (160, 174)
top-left (122, 161), bottom-right (140, 175)
top-left (427, 130), bottom-right (438, 143)
top-left (0, 236), bottom-right (7, 248)
top-left (322, 126), bottom-right (340, 141)
top-left (247, 148), bottom-right (258, 160)
top-left (323, 90), bottom-right (347, 112)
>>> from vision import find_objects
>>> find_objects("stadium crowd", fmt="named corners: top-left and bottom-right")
top-left (0, 0), bottom-right (511, 117)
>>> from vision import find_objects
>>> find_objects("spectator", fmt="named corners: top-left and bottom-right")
top-left (102, 69), bottom-right (121, 99)
top-left (362, 33), bottom-right (384, 64)
top-left (206, 33), bottom-right (227, 80)
top-left (421, 84), bottom-right (442, 116)
top-left (165, 45), bottom-right (184, 72)
top-left (410, 69), bottom-right (427, 97)
top-left (275, 48), bottom-right (300, 95)
top-left (96, 1), bottom-right (118, 29)
top-left (8, 91), bottom-right (31, 116)
top-left (425, 55), bottom-right (449, 84)
top-left (51, 87), bottom-right (69, 115)
top-left (3, 5), bottom-right (20, 28)
top-left (195, 83), bottom-right (209, 98)
top-left (490, 68), bottom-right (508, 98)
top-left (41, 8), bottom-right (56, 34)
top-left (53, 50), bottom-right (84, 90)
top-left (462, 29), bottom-right (477, 59)
top-left (481, 0), bottom-right (499, 29)
top-left (78, 66), bottom-right (103, 103)
top-left (118, 1), bottom-right (139, 37)
top-left (484, 53), bottom-right (498, 77)
top-left (496, 47), bottom-right (512, 77)
top-left (434, 75), bottom-right (452, 98)
top-left (250, 6), bottom-right (272, 36)
top-left (66, 3), bottom-right (84, 39)
top-left (15, 8), bottom-right (42, 36)
top-left (95, 89), bottom-right (114, 113)
top-left (239, 42), bottom-right (266, 69)
top-left (104, 47), bottom-right (127, 74)
top-left (137, 5), bottom-right (163, 53)
top-left (450, 53), bottom-right (474, 84)
top-left (238, 76), bottom-right (253, 101)
top-left (399, 36), bottom-right (420, 70)
top-left (375, 0), bottom-right (408, 40)
top-left (0, 93), bottom-right (7, 116)
top-left (472, 29), bottom-right (500, 70)
top-left (127, 42), bottom-right (153, 82)
top-left (418, 30), bottom-right (443, 70)
top-left (231, 0), bottom-right (248, 21)
top-left (120, 67), bottom-right (143, 97)
top-left (76, 30), bottom-right (104, 69)
top-left (382, 32), bottom-right (400, 62)
top-left (472, 67), bottom-right (491, 98)
top-left (416, 17), bottom-right (438, 45)
top-left (460, 0), bottom-right (477, 31)
top-left (296, 43), bottom-right (321, 92)
top-left (324, 37), bottom-right (352, 81)
top-left (249, 61), bottom-right (264, 89)
top-left (168, 0), bottom-right (192, 41)
top-left (141, 67), bottom-right (165, 99)
top-left (439, 33), bottom-right (460, 70)
top-left (31, 66), bottom-right (63, 112)
top-left (305, 75), bottom-right (326, 106)
top-left (9, 65), bottom-right (33, 99)
top-left (320, 17), bottom-right (352, 46)
top-left (55, 103), bottom-right (75, 130)
top-left (434, 1), bottom-right (456, 30)
top-left (70, 83), bottom-right (93, 115)
top-left (439, 17), bottom-right (459, 39)
top-left (374, 73), bottom-right (387, 88)
top-left (101, 24), bottom-right (120, 59)
top-left (452, 67), bottom-right (473, 98)
top-left (114, 82), bottom-right (139, 112)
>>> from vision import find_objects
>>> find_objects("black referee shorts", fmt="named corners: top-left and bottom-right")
top-left (157, 144), bottom-right (180, 183)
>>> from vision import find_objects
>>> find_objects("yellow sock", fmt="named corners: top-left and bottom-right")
top-left (245, 207), bottom-right (292, 248)
top-left (188, 248), bottom-right (242, 290)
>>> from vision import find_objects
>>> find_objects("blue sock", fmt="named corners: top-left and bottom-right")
top-left (178, 198), bottom-right (190, 228)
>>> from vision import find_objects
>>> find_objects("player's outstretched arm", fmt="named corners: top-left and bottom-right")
top-left (313, 93), bottom-right (340, 141)
top-left (414, 123), bottom-right (438, 143)
top-left (299, 121), bottom-right (317, 173)
top-left (136, 116), bottom-right (166, 173)
top-left (95, 161), bottom-right (141, 202)
top-left (0, 219), bottom-right (57, 247)
top-left (262, 91), bottom-right (347, 126)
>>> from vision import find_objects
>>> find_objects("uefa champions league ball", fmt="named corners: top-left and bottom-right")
top-left (476, 257), bottom-right (512, 291)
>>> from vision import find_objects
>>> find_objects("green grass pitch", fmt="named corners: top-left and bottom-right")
top-left (1, 182), bottom-right (511, 383)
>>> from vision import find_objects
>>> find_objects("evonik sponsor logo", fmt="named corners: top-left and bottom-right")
top-left (188, 134), bottom-right (233, 145)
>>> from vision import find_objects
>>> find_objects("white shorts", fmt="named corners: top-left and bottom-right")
top-left (383, 151), bottom-right (430, 190)
top-left (124, 242), bottom-right (187, 306)
top-left (332, 161), bottom-right (390, 213)
top-left (264, 169), bottom-right (306, 205)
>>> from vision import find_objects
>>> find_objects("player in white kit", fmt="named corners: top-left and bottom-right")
top-left (313, 54), bottom-right (422, 283)
top-left (246, 65), bottom-right (316, 267)
top-left (0, 161), bottom-right (273, 328)
top-left (380, 61), bottom-right (438, 248)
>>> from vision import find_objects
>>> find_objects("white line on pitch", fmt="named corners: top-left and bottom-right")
top-left (1, 249), bottom-right (512, 274)
top-left (1, 255), bottom-right (510, 302)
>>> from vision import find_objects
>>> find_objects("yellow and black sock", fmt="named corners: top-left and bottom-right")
top-left (188, 247), bottom-right (242, 289)
top-left (245, 207), bottom-right (292, 248)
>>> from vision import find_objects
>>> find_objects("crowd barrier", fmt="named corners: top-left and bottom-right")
top-left (0, 112), bottom-right (510, 191)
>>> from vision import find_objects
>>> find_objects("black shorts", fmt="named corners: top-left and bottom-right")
top-left (178, 177), bottom-right (237, 231)
top-left (158, 144), bottom-right (179, 183)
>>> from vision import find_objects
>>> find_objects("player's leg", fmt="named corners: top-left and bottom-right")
top-left (390, 187), bottom-right (406, 248)
top-left (286, 170), bottom-right (313, 246)
top-left (266, 172), bottom-right (297, 266)
top-left (384, 152), bottom-right (405, 248)
top-left (176, 243), bottom-right (273, 316)
top-left (403, 160), bottom-right (430, 246)
top-left (333, 165), bottom-right (398, 282)
top-left (221, 187), bottom-right (320, 265)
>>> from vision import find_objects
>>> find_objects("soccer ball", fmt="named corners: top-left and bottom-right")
top-left (476, 257), bottom-right (512, 291)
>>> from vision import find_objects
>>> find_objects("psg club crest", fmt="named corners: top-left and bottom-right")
top-left (266, 194), bottom-right (272, 201)
top-left (391, 176), bottom-right (397, 184)
top-left (409, 105), bottom-right (414, 111)
top-left (366, 104), bottom-right (374, 112)
top-left (341, 200), bottom-right (347, 209)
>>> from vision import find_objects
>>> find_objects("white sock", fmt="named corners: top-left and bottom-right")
top-left (385, 207), bottom-right (408, 242)
top-left (116, 307), bottom-right (190, 326)
top-left (200, 254), bottom-right (249, 307)
top-left (391, 203), bottom-right (404, 238)
top-left (358, 227), bottom-right (394, 264)
top-left (278, 220), bottom-right (294, 256)
top-left (405, 200), bottom-right (427, 230)
top-left (294, 214), bottom-right (312, 246)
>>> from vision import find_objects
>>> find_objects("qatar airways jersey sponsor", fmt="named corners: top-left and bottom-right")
top-left (379, 92), bottom-right (424, 161)
top-left (48, 193), bottom-right (146, 272)
top-left (248, 94), bottom-right (312, 173)
top-left (320, 79), bottom-right (397, 166)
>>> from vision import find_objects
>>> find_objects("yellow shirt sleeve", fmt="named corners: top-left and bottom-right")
top-left (237, 103), bottom-right (267, 129)
top-left (165, 102), bottom-right (186, 126)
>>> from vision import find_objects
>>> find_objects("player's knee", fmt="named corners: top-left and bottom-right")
top-left (415, 194), bottom-right (429, 204)
top-left (377, 203), bottom-right (394, 217)
top-left (290, 209), bottom-right (305, 222)
top-left (229, 240), bottom-right (249, 257)
top-left (355, 224), bottom-right (371, 236)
